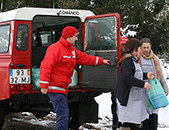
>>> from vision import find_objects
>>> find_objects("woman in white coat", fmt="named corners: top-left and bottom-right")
top-left (140, 38), bottom-right (169, 130)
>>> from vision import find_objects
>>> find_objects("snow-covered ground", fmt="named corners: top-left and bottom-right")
top-left (83, 92), bottom-right (169, 130)
top-left (158, 59), bottom-right (169, 130)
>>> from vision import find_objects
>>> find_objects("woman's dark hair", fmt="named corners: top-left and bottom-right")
top-left (140, 38), bottom-right (151, 45)
top-left (124, 38), bottom-right (141, 53)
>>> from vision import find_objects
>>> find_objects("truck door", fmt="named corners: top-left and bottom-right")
top-left (81, 13), bottom-right (121, 91)
top-left (0, 23), bottom-right (11, 100)
top-left (9, 21), bottom-right (32, 94)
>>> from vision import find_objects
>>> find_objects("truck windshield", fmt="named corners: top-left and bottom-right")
top-left (85, 17), bottom-right (117, 51)
top-left (0, 24), bottom-right (10, 53)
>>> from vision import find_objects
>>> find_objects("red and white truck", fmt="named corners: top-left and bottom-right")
top-left (0, 7), bottom-right (121, 129)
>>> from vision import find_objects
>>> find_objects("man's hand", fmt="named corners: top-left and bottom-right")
top-left (41, 88), bottom-right (48, 94)
top-left (144, 82), bottom-right (151, 90)
top-left (103, 59), bottom-right (110, 65)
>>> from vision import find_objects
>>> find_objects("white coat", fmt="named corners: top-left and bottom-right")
top-left (116, 61), bottom-right (148, 124)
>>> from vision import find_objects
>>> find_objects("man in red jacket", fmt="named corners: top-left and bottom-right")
top-left (40, 26), bottom-right (110, 130)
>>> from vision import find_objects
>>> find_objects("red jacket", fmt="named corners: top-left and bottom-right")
top-left (40, 37), bottom-right (103, 95)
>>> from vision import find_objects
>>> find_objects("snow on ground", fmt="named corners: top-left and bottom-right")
top-left (83, 92), bottom-right (169, 130)
top-left (158, 59), bottom-right (169, 129)
top-left (13, 117), bottom-right (53, 126)
top-left (11, 112), bottom-right (56, 126)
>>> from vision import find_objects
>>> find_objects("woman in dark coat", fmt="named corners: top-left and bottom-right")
top-left (115, 38), bottom-right (154, 130)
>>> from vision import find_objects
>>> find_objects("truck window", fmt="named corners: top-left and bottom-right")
top-left (32, 16), bottom-right (82, 50)
top-left (16, 24), bottom-right (29, 50)
top-left (33, 30), bottom-right (56, 47)
top-left (85, 17), bottom-right (117, 51)
top-left (0, 24), bottom-right (10, 53)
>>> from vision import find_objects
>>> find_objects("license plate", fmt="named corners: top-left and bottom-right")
top-left (9, 69), bottom-right (31, 84)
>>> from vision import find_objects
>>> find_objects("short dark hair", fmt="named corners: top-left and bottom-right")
top-left (124, 38), bottom-right (141, 53)
top-left (140, 38), bottom-right (151, 45)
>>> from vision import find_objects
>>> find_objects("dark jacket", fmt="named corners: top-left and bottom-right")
top-left (115, 57), bottom-right (147, 106)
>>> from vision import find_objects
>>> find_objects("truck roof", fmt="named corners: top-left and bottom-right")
top-left (0, 7), bottom-right (95, 23)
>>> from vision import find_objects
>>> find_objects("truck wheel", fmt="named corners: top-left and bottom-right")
top-left (69, 104), bottom-right (81, 130)
top-left (0, 108), bottom-right (5, 130)
top-left (32, 110), bottom-right (49, 118)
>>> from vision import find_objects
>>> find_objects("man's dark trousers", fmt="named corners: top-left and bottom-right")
top-left (48, 93), bottom-right (69, 130)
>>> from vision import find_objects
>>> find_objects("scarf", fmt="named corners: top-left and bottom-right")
top-left (116, 53), bottom-right (140, 66)
top-left (140, 50), bottom-right (161, 81)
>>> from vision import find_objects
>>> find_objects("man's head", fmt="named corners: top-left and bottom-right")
top-left (62, 26), bottom-right (79, 45)
top-left (140, 38), bottom-right (152, 56)
top-left (120, 36), bottom-right (128, 52)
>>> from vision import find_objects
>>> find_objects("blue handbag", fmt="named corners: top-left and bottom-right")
top-left (148, 78), bottom-right (169, 110)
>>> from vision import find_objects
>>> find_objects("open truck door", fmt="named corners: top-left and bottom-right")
top-left (81, 13), bottom-right (121, 91)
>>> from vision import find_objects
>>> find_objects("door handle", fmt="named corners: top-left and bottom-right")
top-left (80, 81), bottom-right (89, 86)
top-left (16, 64), bottom-right (25, 68)
top-left (110, 56), bottom-right (117, 66)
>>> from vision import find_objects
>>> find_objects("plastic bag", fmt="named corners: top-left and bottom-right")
top-left (32, 66), bottom-right (40, 88)
top-left (148, 78), bottom-right (169, 110)
top-left (69, 69), bottom-right (78, 87)
top-left (148, 97), bottom-right (155, 110)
